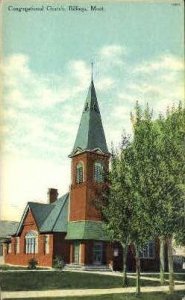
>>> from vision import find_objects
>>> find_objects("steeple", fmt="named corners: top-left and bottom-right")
top-left (69, 73), bottom-right (109, 157)
top-left (91, 61), bottom-right (94, 82)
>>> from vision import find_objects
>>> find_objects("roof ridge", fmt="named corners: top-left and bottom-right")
top-left (40, 193), bottom-right (69, 232)
top-left (51, 193), bottom-right (68, 231)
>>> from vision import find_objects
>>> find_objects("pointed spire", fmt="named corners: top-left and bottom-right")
top-left (83, 80), bottom-right (100, 113)
top-left (91, 61), bottom-right (94, 82)
top-left (69, 68), bottom-right (109, 157)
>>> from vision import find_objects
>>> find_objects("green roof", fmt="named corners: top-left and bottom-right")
top-left (16, 193), bottom-right (69, 235)
top-left (40, 193), bottom-right (69, 232)
top-left (65, 221), bottom-right (110, 241)
top-left (28, 202), bottom-right (53, 229)
top-left (69, 80), bottom-right (109, 157)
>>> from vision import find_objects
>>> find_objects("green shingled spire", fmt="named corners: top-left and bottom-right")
top-left (69, 79), bottom-right (109, 157)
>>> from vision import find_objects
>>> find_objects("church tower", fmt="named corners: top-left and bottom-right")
top-left (69, 76), bottom-right (110, 221)
top-left (66, 71), bottom-right (111, 266)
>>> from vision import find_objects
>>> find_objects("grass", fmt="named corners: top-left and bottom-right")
top-left (5, 291), bottom-right (185, 300)
top-left (0, 264), bottom-right (47, 270)
top-left (0, 270), bottom-right (165, 291)
top-left (0, 264), bottom-right (27, 270)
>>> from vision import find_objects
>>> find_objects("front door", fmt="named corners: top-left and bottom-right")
top-left (73, 241), bottom-right (80, 264)
top-left (93, 242), bottom-right (103, 265)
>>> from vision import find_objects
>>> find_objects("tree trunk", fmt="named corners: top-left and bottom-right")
top-left (167, 237), bottom-right (174, 294)
top-left (121, 243), bottom-right (128, 287)
top-left (159, 236), bottom-right (165, 285)
top-left (135, 245), bottom-right (141, 295)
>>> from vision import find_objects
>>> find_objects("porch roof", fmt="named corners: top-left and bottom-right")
top-left (65, 221), bottom-right (110, 241)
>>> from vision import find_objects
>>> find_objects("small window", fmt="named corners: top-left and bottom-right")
top-left (139, 241), bottom-right (155, 259)
top-left (44, 235), bottom-right (50, 254)
top-left (94, 162), bottom-right (104, 183)
top-left (25, 231), bottom-right (38, 254)
top-left (76, 162), bottom-right (84, 184)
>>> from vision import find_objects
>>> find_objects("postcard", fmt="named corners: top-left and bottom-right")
top-left (0, 0), bottom-right (184, 298)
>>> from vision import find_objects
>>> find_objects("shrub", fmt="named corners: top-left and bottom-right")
top-left (53, 256), bottom-right (65, 270)
top-left (28, 258), bottom-right (38, 269)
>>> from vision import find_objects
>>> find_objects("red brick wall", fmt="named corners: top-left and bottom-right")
top-left (4, 209), bottom-right (54, 267)
top-left (70, 152), bottom-right (109, 221)
top-left (53, 232), bottom-right (70, 264)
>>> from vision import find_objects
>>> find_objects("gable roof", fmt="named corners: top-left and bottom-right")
top-left (16, 193), bottom-right (69, 235)
top-left (28, 202), bottom-right (53, 229)
top-left (69, 80), bottom-right (109, 157)
top-left (0, 221), bottom-right (19, 238)
top-left (40, 193), bottom-right (69, 232)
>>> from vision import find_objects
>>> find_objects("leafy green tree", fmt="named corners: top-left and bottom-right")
top-left (156, 103), bottom-right (185, 292)
top-left (99, 137), bottom-right (133, 287)
top-left (129, 102), bottom-right (160, 294)
top-left (98, 101), bottom-right (185, 295)
top-left (101, 111), bottom-right (157, 295)
top-left (131, 102), bottom-right (185, 293)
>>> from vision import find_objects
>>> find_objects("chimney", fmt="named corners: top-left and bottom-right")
top-left (48, 188), bottom-right (58, 204)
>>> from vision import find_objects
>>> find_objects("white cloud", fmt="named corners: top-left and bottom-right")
top-left (1, 49), bottom-right (184, 221)
top-left (134, 54), bottom-right (184, 74)
top-left (0, 55), bottom-right (92, 165)
top-left (128, 83), bottom-right (163, 98)
top-left (112, 105), bottom-right (130, 119)
top-left (99, 45), bottom-right (126, 59)
top-left (6, 89), bottom-right (30, 108)
top-left (68, 60), bottom-right (90, 91)
top-left (3, 54), bottom-right (31, 80)
top-left (98, 44), bottom-right (127, 69)
top-left (117, 54), bottom-right (185, 116)
top-left (96, 77), bottom-right (115, 91)
top-left (2, 54), bottom-right (90, 109)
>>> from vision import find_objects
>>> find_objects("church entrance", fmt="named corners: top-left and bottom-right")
top-left (73, 241), bottom-right (80, 264)
top-left (93, 242), bottom-right (103, 265)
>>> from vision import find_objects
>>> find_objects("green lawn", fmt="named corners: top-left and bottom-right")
top-left (5, 291), bottom-right (185, 300)
top-left (0, 264), bottom-right (47, 270)
top-left (0, 264), bottom-right (27, 270)
top-left (1, 271), bottom-right (164, 291)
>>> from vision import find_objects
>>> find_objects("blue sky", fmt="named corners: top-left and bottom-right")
top-left (1, 1), bottom-right (184, 220)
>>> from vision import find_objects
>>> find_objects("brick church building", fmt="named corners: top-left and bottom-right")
top-left (4, 77), bottom-right (161, 271)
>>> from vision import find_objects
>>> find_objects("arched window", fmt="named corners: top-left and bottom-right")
top-left (94, 162), bottom-right (104, 183)
top-left (76, 162), bottom-right (84, 184)
top-left (25, 231), bottom-right (38, 254)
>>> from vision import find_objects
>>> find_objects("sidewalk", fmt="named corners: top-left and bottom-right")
top-left (1, 284), bottom-right (185, 299)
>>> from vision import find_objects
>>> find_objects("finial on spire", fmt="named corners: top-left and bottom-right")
top-left (91, 61), bottom-right (94, 82)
